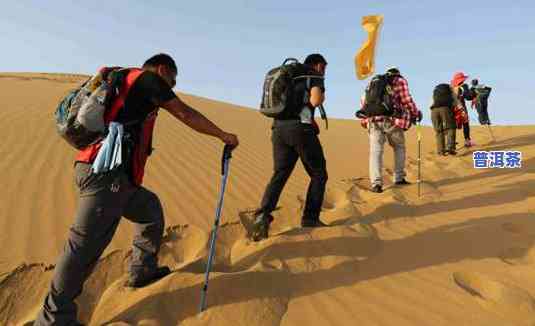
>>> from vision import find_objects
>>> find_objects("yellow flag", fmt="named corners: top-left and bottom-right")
top-left (355, 15), bottom-right (384, 80)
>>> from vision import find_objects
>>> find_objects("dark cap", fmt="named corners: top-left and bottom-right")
top-left (304, 53), bottom-right (327, 66)
top-left (386, 66), bottom-right (400, 75)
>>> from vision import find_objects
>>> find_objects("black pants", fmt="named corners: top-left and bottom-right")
top-left (260, 122), bottom-right (328, 222)
top-left (476, 102), bottom-right (491, 125)
top-left (35, 163), bottom-right (164, 325)
top-left (462, 107), bottom-right (471, 140)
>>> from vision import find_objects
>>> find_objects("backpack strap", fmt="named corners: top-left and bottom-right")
top-left (294, 75), bottom-right (325, 81)
top-left (302, 75), bottom-right (329, 130)
top-left (282, 58), bottom-right (299, 65)
top-left (104, 68), bottom-right (144, 124)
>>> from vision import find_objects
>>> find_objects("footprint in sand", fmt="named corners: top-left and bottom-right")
top-left (340, 178), bottom-right (371, 205)
top-left (163, 222), bottom-right (248, 274)
top-left (453, 271), bottom-right (535, 314)
top-left (298, 187), bottom-right (360, 223)
top-left (321, 188), bottom-right (352, 211)
top-left (322, 188), bottom-right (361, 222)
top-left (341, 177), bottom-right (369, 192)
top-left (207, 222), bottom-right (248, 272)
top-left (499, 247), bottom-right (535, 266)
top-left (159, 224), bottom-right (208, 268)
top-left (418, 151), bottom-right (466, 172)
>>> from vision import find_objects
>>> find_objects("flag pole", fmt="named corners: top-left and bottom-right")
top-left (486, 124), bottom-right (495, 142)
top-left (417, 122), bottom-right (422, 198)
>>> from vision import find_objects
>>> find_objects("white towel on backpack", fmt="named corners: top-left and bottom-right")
top-left (91, 122), bottom-right (123, 174)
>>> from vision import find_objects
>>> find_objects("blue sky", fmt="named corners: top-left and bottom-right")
top-left (2, 0), bottom-right (534, 125)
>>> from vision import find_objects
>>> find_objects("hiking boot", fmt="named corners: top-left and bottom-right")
top-left (251, 212), bottom-right (274, 242)
top-left (464, 139), bottom-right (474, 147)
top-left (127, 266), bottom-right (171, 288)
top-left (371, 185), bottom-right (383, 193)
top-left (301, 219), bottom-right (329, 228)
top-left (395, 179), bottom-right (411, 186)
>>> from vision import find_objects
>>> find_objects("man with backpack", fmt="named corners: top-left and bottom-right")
top-left (470, 78), bottom-right (492, 125)
top-left (36, 53), bottom-right (239, 326)
top-left (251, 54), bottom-right (328, 242)
top-left (357, 67), bottom-right (422, 193)
top-left (430, 83), bottom-right (462, 156)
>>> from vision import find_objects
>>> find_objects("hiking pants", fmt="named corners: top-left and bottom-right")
top-left (461, 106), bottom-right (471, 141)
top-left (35, 163), bottom-right (164, 325)
top-left (369, 120), bottom-right (406, 187)
top-left (462, 122), bottom-right (471, 140)
top-left (260, 122), bottom-right (328, 222)
top-left (431, 106), bottom-right (456, 154)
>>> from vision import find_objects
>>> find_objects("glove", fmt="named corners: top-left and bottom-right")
top-left (355, 109), bottom-right (368, 119)
top-left (416, 111), bottom-right (423, 122)
top-left (410, 111), bottom-right (422, 124)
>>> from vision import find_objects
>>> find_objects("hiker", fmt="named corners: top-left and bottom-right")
top-left (35, 53), bottom-right (239, 326)
top-left (252, 53), bottom-right (329, 242)
top-left (430, 83), bottom-right (462, 156)
top-left (451, 72), bottom-right (475, 147)
top-left (357, 67), bottom-right (422, 193)
top-left (470, 78), bottom-right (492, 125)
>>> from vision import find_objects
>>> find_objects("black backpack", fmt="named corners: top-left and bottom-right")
top-left (474, 85), bottom-right (492, 104)
top-left (357, 74), bottom-right (396, 118)
top-left (432, 83), bottom-right (454, 109)
top-left (260, 58), bottom-right (323, 118)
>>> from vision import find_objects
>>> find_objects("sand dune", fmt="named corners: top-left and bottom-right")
top-left (0, 73), bottom-right (534, 325)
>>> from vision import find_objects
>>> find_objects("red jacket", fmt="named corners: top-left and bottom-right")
top-left (75, 68), bottom-right (157, 186)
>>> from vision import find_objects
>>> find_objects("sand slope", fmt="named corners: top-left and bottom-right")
top-left (0, 73), bottom-right (534, 325)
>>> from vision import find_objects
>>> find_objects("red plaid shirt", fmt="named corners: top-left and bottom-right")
top-left (360, 76), bottom-right (420, 130)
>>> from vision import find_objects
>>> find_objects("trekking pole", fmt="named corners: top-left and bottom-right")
top-left (417, 122), bottom-right (422, 198)
top-left (486, 124), bottom-right (496, 142)
top-left (318, 104), bottom-right (328, 130)
top-left (199, 144), bottom-right (234, 313)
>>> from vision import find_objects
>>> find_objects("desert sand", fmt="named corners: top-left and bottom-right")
top-left (0, 73), bottom-right (534, 325)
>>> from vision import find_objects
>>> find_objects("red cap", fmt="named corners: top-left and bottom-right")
top-left (451, 72), bottom-right (469, 87)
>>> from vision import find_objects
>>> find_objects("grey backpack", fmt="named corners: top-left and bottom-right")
top-left (260, 58), bottom-right (323, 118)
top-left (54, 67), bottom-right (128, 149)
